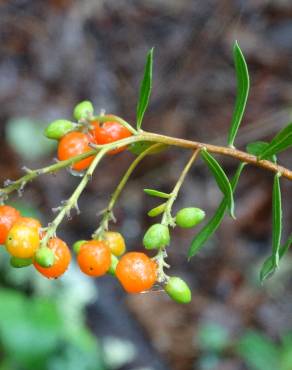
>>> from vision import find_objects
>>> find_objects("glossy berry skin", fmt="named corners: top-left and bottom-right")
top-left (58, 132), bottom-right (94, 171)
top-left (6, 224), bottom-right (40, 258)
top-left (72, 240), bottom-right (87, 254)
top-left (116, 252), bottom-right (157, 293)
top-left (164, 277), bottom-right (192, 304)
top-left (34, 238), bottom-right (71, 279)
top-left (10, 256), bottom-right (33, 268)
top-left (13, 217), bottom-right (41, 232)
top-left (90, 121), bottom-right (132, 154)
top-left (175, 207), bottom-right (205, 228)
top-left (45, 120), bottom-right (74, 140)
top-left (143, 224), bottom-right (170, 250)
top-left (73, 101), bottom-right (94, 121)
top-left (77, 240), bottom-right (111, 277)
top-left (0, 205), bottom-right (20, 244)
top-left (103, 231), bottom-right (126, 257)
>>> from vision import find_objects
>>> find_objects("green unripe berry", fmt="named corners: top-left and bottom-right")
top-left (108, 254), bottom-right (119, 276)
top-left (10, 256), bottom-right (33, 268)
top-left (73, 240), bottom-right (87, 254)
top-left (73, 101), bottom-right (94, 121)
top-left (143, 223), bottom-right (170, 250)
top-left (35, 247), bottom-right (55, 268)
top-left (45, 120), bottom-right (75, 140)
top-left (164, 277), bottom-right (192, 304)
top-left (175, 207), bottom-right (205, 228)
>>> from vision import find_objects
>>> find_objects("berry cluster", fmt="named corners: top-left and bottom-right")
top-left (0, 101), bottom-right (206, 303)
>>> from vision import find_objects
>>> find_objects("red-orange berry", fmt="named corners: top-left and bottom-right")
top-left (90, 120), bottom-right (132, 154)
top-left (116, 252), bottom-right (157, 293)
top-left (34, 238), bottom-right (71, 279)
top-left (6, 224), bottom-right (40, 258)
top-left (0, 205), bottom-right (20, 244)
top-left (77, 240), bottom-right (111, 277)
top-left (57, 132), bottom-right (94, 171)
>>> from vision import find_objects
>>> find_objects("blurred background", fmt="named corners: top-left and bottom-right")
top-left (0, 1), bottom-right (292, 370)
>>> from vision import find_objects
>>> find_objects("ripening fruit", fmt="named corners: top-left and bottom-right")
top-left (13, 217), bottom-right (41, 233)
top-left (72, 240), bottom-right (87, 254)
top-left (6, 224), bottom-right (40, 258)
top-left (116, 252), bottom-right (157, 293)
top-left (10, 256), bottom-right (33, 268)
top-left (34, 238), bottom-right (71, 279)
top-left (58, 132), bottom-right (94, 171)
top-left (108, 254), bottom-right (119, 276)
top-left (77, 240), bottom-right (111, 277)
top-left (45, 120), bottom-right (75, 140)
top-left (164, 277), bottom-right (192, 304)
top-left (143, 223), bottom-right (170, 250)
top-left (103, 231), bottom-right (126, 257)
top-left (34, 247), bottom-right (55, 268)
top-left (0, 205), bottom-right (20, 244)
top-left (90, 120), bottom-right (132, 154)
top-left (73, 101), bottom-right (94, 121)
top-left (175, 207), bottom-right (205, 228)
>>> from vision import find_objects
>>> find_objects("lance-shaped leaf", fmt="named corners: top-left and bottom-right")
top-left (258, 123), bottom-right (292, 159)
top-left (201, 149), bottom-right (235, 218)
top-left (260, 234), bottom-right (292, 283)
top-left (136, 48), bottom-right (154, 130)
top-left (227, 41), bottom-right (250, 147)
top-left (246, 141), bottom-right (277, 163)
top-left (272, 174), bottom-right (282, 267)
top-left (147, 203), bottom-right (167, 217)
top-left (144, 188), bottom-right (170, 198)
top-left (188, 162), bottom-right (245, 259)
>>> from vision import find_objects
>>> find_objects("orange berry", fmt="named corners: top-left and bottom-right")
top-left (103, 231), bottom-right (126, 257)
top-left (34, 238), bottom-right (71, 279)
top-left (6, 224), bottom-right (40, 258)
top-left (0, 205), bottom-right (20, 244)
top-left (90, 120), bottom-right (132, 154)
top-left (116, 252), bottom-right (157, 293)
top-left (13, 217), bottom-right (41, 232)
top-left (77, 240), bottom-right (111, 277)
top-left (57, 132), bottom-right (94, 171)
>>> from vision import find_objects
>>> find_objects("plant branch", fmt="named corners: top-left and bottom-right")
top-left (41, 148), bottom-right (108, 247)
top-left (93, 143), bottom-right (165, 239)
top-left (161, 149), bottom-right (200, 227)
top-left (91, 114), bottom-right (138, 135)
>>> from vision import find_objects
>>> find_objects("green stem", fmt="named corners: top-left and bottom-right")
top-left (41, 148), bottom-right (108, 247)
top-left (93, 143), bottom-right (165, 239)
top-left (161, 149), bottom-right (200, 226)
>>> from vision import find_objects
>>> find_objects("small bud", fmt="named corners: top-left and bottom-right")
top-left (107, 254), bottom-right (119, 276)
top-left (45, 120), bottom-right (75, 140)
top-left (164, 277), bottom-right (192, 304)
top-left (175, 207), bottom-right (205, 228)
top-left (72, 240), bottom-right (87, 254)
top-left (10, 256), bottom-right (33, 268)
top-left (73, 101), bottom-right (94, 121)
top-left (143, 223), bottom-right (170, 250)
top-left (35, 247), bottom-right (55, 267)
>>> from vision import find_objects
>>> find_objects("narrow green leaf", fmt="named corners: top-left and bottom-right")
top-left (136, 48), bottom-right (154, 130)
top-left (259, 123), bottom-right (292, 159)
top-left (260, 234), bottom-right (292, 283)
top-left (272, 174), bottom-right (282, 266)
top-left (147, 203), bottom-right (167, 217)
top-left (201, 149), bottom-right (235, 218)
top-left (227, 41), bottom-right (250, 147)
top-left (144, 188), bottom-right (170, 199)
top-left (188, 163), bottom-right (245, 258)
top-left (246, 141), bottom-right (277, 163)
